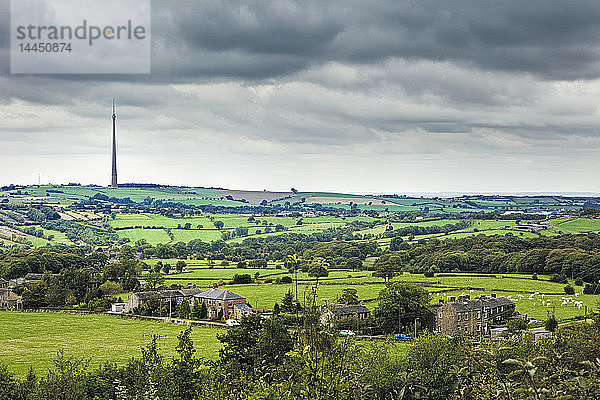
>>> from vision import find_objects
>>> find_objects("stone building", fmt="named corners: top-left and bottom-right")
top-left (194, 286), bottom-right (246, 319)
top-left (320, 303), bottom-right (371, 327)
top-left (429, 294), bottom-right (515, 336)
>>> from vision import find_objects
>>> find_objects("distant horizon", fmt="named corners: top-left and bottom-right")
top-left (4, 182), bottom-right (600, 199)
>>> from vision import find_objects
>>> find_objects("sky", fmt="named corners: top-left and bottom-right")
top-left (1, 0), bottom-right (600, 194)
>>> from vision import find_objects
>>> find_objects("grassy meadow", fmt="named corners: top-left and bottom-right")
top-left (0, 312), bottom-right (222, 377)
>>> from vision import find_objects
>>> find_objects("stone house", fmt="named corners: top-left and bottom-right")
top-left (126, 289), bottom-right (185, 312)
top-left (194, 287), bottom-right (246, 319)
top-left (320, 303), bottom-right (371, 327)
top-left (429, 294), bottom-right (515, 336)
top-left (0, 288), bottom-right (22, 309)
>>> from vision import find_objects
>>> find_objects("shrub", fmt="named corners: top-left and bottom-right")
top-left (550, 273), bottom-right (568, 284)
top-left (574, 277), bottom-right (584, 286)
top-left (583, 284), bottom-right (599, 294)
top-left (545, 316), bottom-right (558, 332)
top-left (564, 285), bottom-right (575, 295)
top-left (507, 318), bottom-right (528, 333)
top-left (231, 274), bottom-right (253, 284)
top-left (532, 273), bottom-right (538, 280)
top-left (280, 276), bottom-right (293, 284)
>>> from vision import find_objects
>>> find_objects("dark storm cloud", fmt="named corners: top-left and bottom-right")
top-left (148, 0), bottom-right (600, 81)
top-left (2, 0), bottom-right (600, 80)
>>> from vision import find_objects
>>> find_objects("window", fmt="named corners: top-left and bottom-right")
top-left (457, 326), bottom-right (461, 331)
top-left (464, 326), bottom-right (468, 333)
top-left (477, 324), bottom-right (481, 331)
top-left (458, 313), bottom-right (462, 321)
top-left (477, 311), bottom-right (481, 319)
top-left (439, 312), bottom-right (442, 319)
top-left (465, 313), bottom-right (469, 320)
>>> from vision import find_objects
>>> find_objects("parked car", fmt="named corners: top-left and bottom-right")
top-left (395, 333), bottom-right (412, 340)
top-left (226, 319), bottom-right (240, 327)
top-left (339, 330), bottom-right (356, 336)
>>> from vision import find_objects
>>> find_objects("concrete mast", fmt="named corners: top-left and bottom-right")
top-left (110, 99), bottom-right (118, 188)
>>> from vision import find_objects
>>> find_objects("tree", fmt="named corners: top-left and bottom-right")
top-left (281, 290), bottom-right (299, 313)
top-left (190, 299), bottom-right (204, 320)
top-left (162, 263), bottom-right (171, 275)
top-left (178, 298), bottom-right (191, 319)
top-left (372, 282), bottom-right (431, 334)
top-left (545, 315), bottom-right (558, 332)
top-left (145, 272), bottom-right (165, 289)
top-left (98, 280), bottom-right (122, 295)
top-left (213, 221), bottom-right (224, 230)
top-left (564, 284), bottom-right (575, 295)
top-left (217, 314), bottom-right (293, 374)
top-left (231, 274), bottom-right (253, 284)
top-left (235, 226), bottom-right (249, 237)
top-left (389, 236), bottom-right (408, 251)
top-left (176, 260), bottom-right (186, 273)
top-left (345, 257), bottom-right (362, 271)
top-left (308, 258), bottom-right (329, 282)
top-left (373, 258), bottom-right (399, 282)
top-left (337, 288), bottom-right (359, 305)
top-left (507, 318), bottom-right (528, 334)
top-left (171, 327), bottom-right (202, 400)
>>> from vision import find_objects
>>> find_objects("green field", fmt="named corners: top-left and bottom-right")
top-left (147, 259), bottom-right (596, 322)
top-left (0, 312), bottom-right (222, 377)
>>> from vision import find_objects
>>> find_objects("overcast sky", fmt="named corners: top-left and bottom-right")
top-left (1, 0), bottom-right (600, 194)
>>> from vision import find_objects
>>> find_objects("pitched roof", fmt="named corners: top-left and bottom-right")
top-left (0, 278), bottom-right (8, 284)
top-left (195, 288), bottom-right (244, 301)
top-left (328, 303), bottom-right (371, 317)
top-left (180, 287), bottom-right (202, 297)
top-left (433, 296), bottom-right (514, 313)
top-left (234, 303), bottom-right (252, 312)
top-left (132, 290), bottom-right (184, 301)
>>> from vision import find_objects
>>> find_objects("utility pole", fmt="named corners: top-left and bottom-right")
top-left (414, 317), bottom-right (419, 338)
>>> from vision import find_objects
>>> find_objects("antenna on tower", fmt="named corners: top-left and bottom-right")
top-left (110, 99), bottom-right (118, 188)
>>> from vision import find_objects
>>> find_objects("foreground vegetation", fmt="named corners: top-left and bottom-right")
top-left (1, 308), bottom-right (600, 399)
top-left (0, 312), bottom-right (221, 377)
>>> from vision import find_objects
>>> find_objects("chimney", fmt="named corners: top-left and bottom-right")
top-left (491, 293), bottom-right (497, 298)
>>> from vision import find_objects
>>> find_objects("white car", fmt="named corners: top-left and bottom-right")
top-left (225, 319), bottom-right (240, 327)
top-left (339, 330), bottom-right (356, 336)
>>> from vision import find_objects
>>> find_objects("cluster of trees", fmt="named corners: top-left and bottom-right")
top-left (0, 248), bottom-right (141, 311)
top-left (376, 234), bottom-right (600, 284)
top-left (41, 219), bottom-right (121, 246)
top-left (3, 296), bottom-right (600, 399)
top-left (26, 206), bottom-right (60, 223)
top-left (124, 233), bottom-right (379, 269)
top-left (382, 220), bottom-right (472, 239)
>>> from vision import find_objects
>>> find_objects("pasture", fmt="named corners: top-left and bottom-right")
top-left (0, 312), bottom-right (222, 377)
top-left (150, 259), bottom-right (597, 322)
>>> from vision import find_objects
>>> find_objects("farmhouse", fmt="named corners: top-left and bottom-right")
top-left (0, 288), bottom-right (22, 310)
top-left (126, 289), bottom-right (185, 312)
top-left (429, 294), bottom-right (515, 336)
top-left (320, 303), bottom-right (371, 327)
top-left (194, 286), bottom-right (246, 319)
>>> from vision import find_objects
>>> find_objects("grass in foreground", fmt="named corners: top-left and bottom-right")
top-left (0, 311), bottom-right (222, 377)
